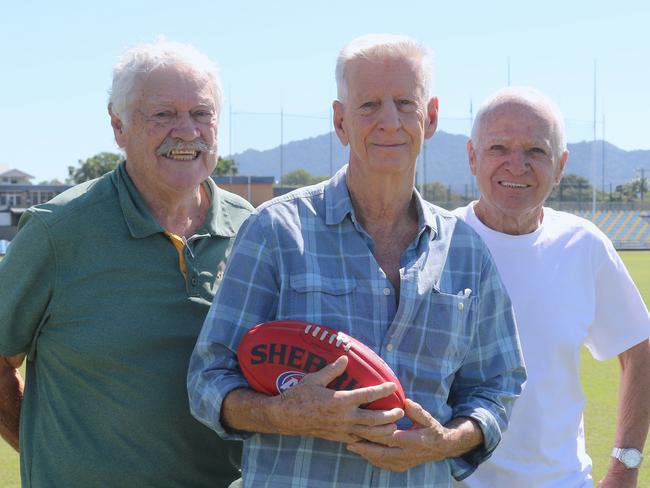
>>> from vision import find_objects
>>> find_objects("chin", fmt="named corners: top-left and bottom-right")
top-left (161, 164), bottom-right (211, 191)
top-left (369, 159), bottom-right (413, 174)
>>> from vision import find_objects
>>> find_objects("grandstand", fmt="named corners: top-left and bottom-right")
top-left (572, 210), bottom-right (650, 250)
top-left (432, 196), bottom-right (650, 250)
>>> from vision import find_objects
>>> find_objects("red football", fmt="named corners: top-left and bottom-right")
top-left (237, 320), bottom-right (405, 410)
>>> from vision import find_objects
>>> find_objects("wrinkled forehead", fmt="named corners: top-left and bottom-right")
top-left (480, 99), bottom-right (556, 139)
top-left (132, 63), bottom-right (216, 107)
top-left (345, 55), bottom-right (427, 98)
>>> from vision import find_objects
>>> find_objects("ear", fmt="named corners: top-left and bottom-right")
top-left (332, 100), bottom-right (349, 146)
top-left (108, 103), bottom-right (127, 148)
top-left (555, 149), bottom-right (569, 184)
top-left (424, 97), bottom-right (439, 139)
top-left (467, 139), bottom-right (478, 176)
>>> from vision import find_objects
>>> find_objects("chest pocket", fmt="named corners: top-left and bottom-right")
top-left (424, 292), bottom-right (477, 367)
top-left (288, 274), bottom-right (356, 323)
top-left (401, 291), bottom-right (477, 383)
top-left (386, 290), bottom-right (479, 422)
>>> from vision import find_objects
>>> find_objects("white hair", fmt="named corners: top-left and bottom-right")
top-left (108, 38), bottom-right (223, 124)
top-left (335, 33), bottom-right (433, 102)
top-left (471, 86), bottom-right (567, 158)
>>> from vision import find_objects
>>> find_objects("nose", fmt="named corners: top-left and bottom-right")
top-left (171, 112), bottom-right (201, 141)
top-left (378, 100), bottom-right (401, 132)
top-left (506, 149), bottom-right (529, 175)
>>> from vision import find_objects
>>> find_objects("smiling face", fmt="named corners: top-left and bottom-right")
top-left (110, 63), bottom-right (218, 199)
top-left (469, 100), bottom-right (568, 234)
top-left (333, 56), bottom-right (437, 178)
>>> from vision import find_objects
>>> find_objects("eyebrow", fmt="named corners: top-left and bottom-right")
top-left (144, 99), bottom-right (216, 109)
top-left (484, 136), bottom-right (552, 147)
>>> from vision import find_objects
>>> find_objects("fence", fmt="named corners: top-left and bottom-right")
top-left (425, 200), bottom-right (650, 250)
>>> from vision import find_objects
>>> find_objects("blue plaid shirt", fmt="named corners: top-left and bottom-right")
top-left (188, 167), bottom-right (525, 488)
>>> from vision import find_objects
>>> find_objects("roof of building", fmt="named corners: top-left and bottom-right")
top-left (0, 168), bottom-right (35, 179)
top-left (212, 175), bottom-right (275, 184)
top-left (0, 184), bottom-right (71, 191)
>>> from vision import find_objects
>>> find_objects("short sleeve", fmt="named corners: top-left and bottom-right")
top-left (0, 211), bottom-right (56, 357)
top-left (585, 237), bottom-right (650, 360)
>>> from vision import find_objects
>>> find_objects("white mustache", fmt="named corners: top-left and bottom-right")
top-left (155, 138), bottom-right (215, 156)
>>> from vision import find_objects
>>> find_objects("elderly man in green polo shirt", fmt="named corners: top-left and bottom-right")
top-left (0, 40), bottom-right (252, 487)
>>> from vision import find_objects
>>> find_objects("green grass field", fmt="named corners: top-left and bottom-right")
top-left (0, 251), bottom-right (648, 486)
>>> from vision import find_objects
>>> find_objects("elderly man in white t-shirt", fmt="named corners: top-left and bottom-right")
top-left (454, 86), bottom-right (650, 488)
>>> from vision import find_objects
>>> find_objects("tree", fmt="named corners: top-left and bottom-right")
top-left (212, 157), bottom-right (238, 176)
top-left (549, 174), bottom-right (594, 202)
top-left (68, 152), bottom-right (122, 184)
top-left (611, 177), bottom-right (648, 203)
top-left (281, 169), bottom-right (328, 186)
top-left (421, 181), bottom-right (465, 206)
top-left (38, 178), bottom-right (66, 186)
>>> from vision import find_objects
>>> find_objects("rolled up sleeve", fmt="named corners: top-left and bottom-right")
top-left (447, 253), bottom-right (527, 480)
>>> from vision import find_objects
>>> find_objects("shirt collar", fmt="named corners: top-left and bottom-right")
top-left (113, 161), bottom-right (236, 239)
top-left (324, 164), bottom-right (438, 240)
top-left (324, 165), bottom-right (354, 226)
top-left (200, 177), bottom-right (238, 238)
top-left (414, 186), bottom-right (439, 241)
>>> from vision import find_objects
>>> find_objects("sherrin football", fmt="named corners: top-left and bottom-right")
top-left (237, 320), bottom-right (405, 410)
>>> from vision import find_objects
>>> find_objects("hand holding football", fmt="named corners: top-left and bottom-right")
top-left (237, 320), bottom-right (406, 411)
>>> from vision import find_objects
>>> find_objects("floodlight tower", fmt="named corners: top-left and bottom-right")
top-left (602, 114), bottom-right (606, 194)
top-left (228, 86), bottom-right (233, 158)
top-left (329, 105), bottom-right (333, 176)
top-left (591, 60), bottom-right (597, 214)
top-left (638, 168), bottom-right (647, 204)
top-left (280, 107), bottom-right (284, 184)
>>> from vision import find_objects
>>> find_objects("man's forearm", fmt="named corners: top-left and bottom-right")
top-left (220, 359), bottom-right (405, 444)
top-left (443, 416), bottom-right (484, 458)
top-left (604, 339), bottom-right (650, 485)
top-left (0, 356), bottom-right (25, 452)
top-left (614, 340), bottom-right (650, 449)
top-left (221, 387), bottom-right (282, 434)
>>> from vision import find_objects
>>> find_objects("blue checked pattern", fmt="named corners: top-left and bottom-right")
top-left (188, 166), bottom-right (526, 488)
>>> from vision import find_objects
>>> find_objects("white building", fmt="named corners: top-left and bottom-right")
top-left (0, 167), bottom-right (70, 240)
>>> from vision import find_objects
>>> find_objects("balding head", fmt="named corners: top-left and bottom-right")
top-left (471, 86), bottom-right (566, 159)
top-left (467, 86), bottom-right (569, 235)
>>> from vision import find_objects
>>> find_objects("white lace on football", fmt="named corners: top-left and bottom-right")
top-left (304, 324), bottom-right (352, 352)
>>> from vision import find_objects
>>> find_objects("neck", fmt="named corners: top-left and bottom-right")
top-left (346, 164), bottom-right (416, 229)
top-left (128, 167), bottom-right (210, 237)
top-left (473, 201), bottom-right (543, 235)
top-left (152, 185), bottom-right (209, 237)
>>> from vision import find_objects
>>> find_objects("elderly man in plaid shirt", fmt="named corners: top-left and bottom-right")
top-left (188, 34), bottom-right (526, 488)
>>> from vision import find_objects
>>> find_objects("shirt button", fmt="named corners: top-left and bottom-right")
top-left (457, 302), bottom-right (464, 311)
top-left (386, 344), bottom-right (393, 352)
top-left (383, 287), bottom-right (391, 296)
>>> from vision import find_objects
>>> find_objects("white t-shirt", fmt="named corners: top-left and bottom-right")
top-left (454, 204), bottom-right (650, 488)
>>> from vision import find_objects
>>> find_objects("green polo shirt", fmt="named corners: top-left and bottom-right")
top-left (0, 162), bottom-right (253, 488)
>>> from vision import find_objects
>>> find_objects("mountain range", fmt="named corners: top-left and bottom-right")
top-left (230, 131), bottom-right (650, 192)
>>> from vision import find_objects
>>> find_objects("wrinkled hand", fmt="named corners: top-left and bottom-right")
top-left (597, 467), bottom-right (638, 488)
top-left (270, 356), bottom-right (404, 443)
top-left (346, 399), bottom-right (450, 472)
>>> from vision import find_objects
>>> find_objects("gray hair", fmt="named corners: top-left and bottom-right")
top-left (471, 86), bottom-right (567, 158)
top-left (335, 33), bottom-right (433, 102)
top-left (109, 38), bottom-right (223, 124)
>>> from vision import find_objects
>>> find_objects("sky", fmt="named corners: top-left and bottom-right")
top-left (2, 0), bottom-right (649, 182)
